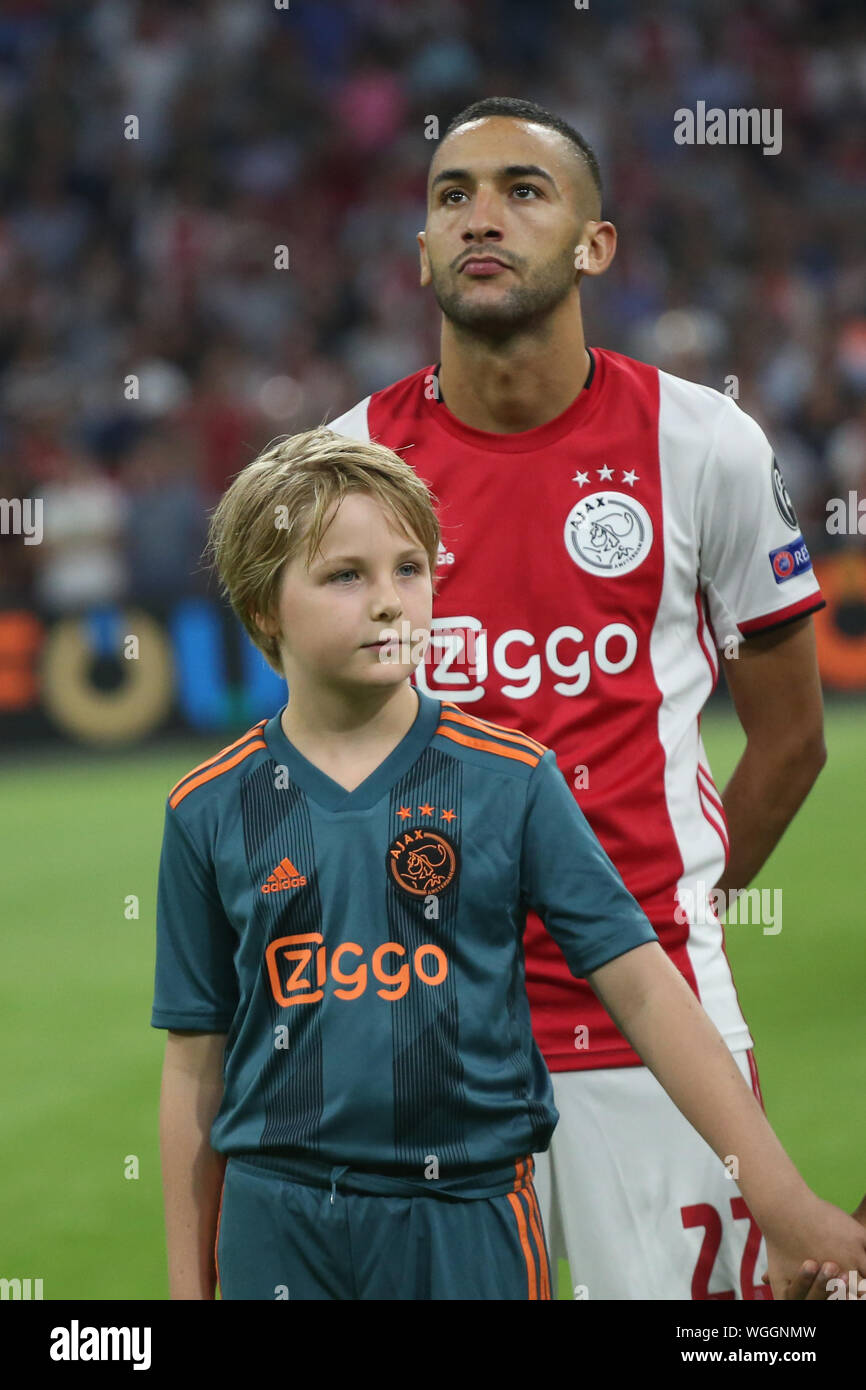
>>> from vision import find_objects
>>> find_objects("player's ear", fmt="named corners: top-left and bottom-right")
top-left (577, 220), bottom-right (617, 278)
top-left (418, 230), bottom-right (431, 288)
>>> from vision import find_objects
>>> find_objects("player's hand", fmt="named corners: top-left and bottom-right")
top-left (773, 1259), bottom-right (840, 1300)
top-left (761, 1190), bottom-right (866, 1298)
top-left (764, 1194), bottom-right (866, 1301)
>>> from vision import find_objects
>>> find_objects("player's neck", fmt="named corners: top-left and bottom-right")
top-left (437, 314), bottom-right (591, 433)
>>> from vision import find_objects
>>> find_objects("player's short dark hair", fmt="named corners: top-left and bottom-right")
top-left (441, 96), bottom-right (602, 212)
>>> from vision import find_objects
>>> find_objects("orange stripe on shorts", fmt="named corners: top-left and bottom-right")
top-left (506, 1189), bottom-right (538, 1299)
top-left (522, 1184), bottom-right (552, 1300)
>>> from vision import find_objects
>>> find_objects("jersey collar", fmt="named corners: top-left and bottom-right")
top-left (263, 686), bottom-right (442, 812)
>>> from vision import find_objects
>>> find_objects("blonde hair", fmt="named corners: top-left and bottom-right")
top-left (205, 426), bottom-right (442, 675)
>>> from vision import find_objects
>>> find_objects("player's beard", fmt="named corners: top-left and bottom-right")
top-left (428, 249), bottom-right (576, 342)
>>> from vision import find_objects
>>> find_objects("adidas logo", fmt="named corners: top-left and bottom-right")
top-left (437, 540), bottom-right (455, 566)
top-left (261, 856), bottom-right (308, 894)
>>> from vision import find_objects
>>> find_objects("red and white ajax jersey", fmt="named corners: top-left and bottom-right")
top-left (328, 347), bottom-right (824, 1071)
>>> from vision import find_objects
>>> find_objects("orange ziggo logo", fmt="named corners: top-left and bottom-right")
top-left (265, 932), bottom-right (448, 1006)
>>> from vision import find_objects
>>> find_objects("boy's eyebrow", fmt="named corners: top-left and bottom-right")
top-left (431, 163), bottom-right (558, 191)
top-left (311, 546), bottom-right (427, 571)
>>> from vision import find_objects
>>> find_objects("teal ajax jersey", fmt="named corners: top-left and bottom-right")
top-left (151, 689), bottom-right (658, 1197)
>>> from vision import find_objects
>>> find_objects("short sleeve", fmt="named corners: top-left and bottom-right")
top-left (697, 398), bottom-right (825, 642)
top-left (151, 803), bottom-right (239, 1031)
top-left (519, 752), bottom-right (658, 977)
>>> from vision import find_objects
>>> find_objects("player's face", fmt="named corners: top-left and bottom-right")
top-left (268, 492), bottom-right (432, 693)
top-left (420, 117), bottom-right (589, 337)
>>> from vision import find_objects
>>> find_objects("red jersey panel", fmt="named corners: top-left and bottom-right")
top-left (328, 347), bottom-right (824, 1069)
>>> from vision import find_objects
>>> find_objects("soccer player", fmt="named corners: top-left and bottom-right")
top-left (326, 97), bottom-right (837, 1300)
top-left (153, 428), bottom-right (866, 1301)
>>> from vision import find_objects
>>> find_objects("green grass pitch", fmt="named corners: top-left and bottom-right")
top-left (1, 703), bottom-right (863, 1300)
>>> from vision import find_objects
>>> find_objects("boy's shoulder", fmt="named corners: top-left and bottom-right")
top-left (430, 699), bottom-right (552, 782)
top-left (162, 698), bottom-right (554, 831)
top-left (166, 718), bottom-right (271, 819)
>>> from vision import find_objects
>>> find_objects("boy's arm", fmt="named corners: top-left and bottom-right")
top-left (151, 800), bottom-right (239, 1299)
top-left (518, 752), bottom-right (860, 1299)
top-left (587, 942), bottom-right (866, 1296)
top-left (160, 1030), bottom-right (227, 1300)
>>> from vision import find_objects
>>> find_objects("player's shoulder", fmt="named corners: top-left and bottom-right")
top-left (326, 365), bottom-right (435, 442)
top-left (431, 701), bottom-right (552, 782)
top-left (594, 346), bottom-right (744, 436)
top-left (653, 360), bottom-right (768, 452)
top-left (166, 718), bottom-right (271, 817)
top-left (625, 357), bottom-right (773, 503)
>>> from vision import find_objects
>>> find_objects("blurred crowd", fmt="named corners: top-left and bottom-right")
top-left (0, 0), bottom-right (864, 615)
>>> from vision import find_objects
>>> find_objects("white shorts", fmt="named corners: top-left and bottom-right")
top-left (533, 1048), bottom-right (772, 1300)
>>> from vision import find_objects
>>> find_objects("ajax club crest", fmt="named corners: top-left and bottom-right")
top-left (387, 827), bottom-right (459, 897)
top-left (564, 491), bottom-right (654, 576)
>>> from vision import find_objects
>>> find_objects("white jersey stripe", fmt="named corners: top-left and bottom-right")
top-left (697, 764), bottom-right (726, 816)
top-left (653, 369), bottom-right (752, 1050)
top-left (698, 781), bottom-right (730, 854)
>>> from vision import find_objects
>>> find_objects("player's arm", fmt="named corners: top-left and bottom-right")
top-left (159, 1029), bottom-right (227, 1300)
top-left (586, 941), bottom-right (866, 1299)
top-left (714, 614), bottom-right (826, 898)
top-left (695, 399), bottom-right (828, 897)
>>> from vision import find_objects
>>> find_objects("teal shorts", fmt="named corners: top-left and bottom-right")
top-left (215, 1155), bottom-right (552, 1301)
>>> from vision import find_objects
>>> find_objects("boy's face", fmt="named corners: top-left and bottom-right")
top-left (260, 492), bottom-right (433, 692)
